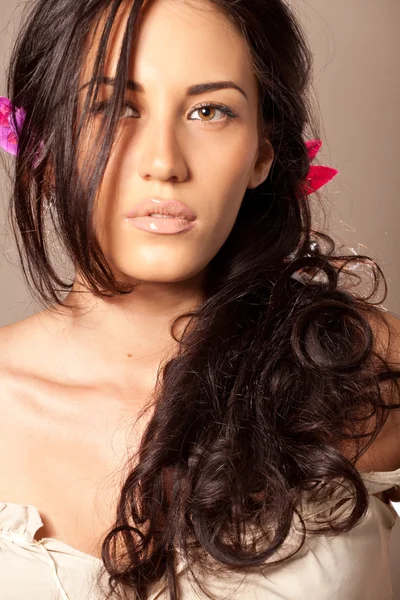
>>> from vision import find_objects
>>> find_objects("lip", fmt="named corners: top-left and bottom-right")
top-left (126, 215), bottom-right (197, 235)
top-left (126, 198), bottom-right (197, 221)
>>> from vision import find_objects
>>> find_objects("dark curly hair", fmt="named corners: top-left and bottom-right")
top-left (5, 0), bottom-right (400, 598)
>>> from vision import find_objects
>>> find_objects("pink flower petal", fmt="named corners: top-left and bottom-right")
top-left (14, 106), bottom-right (26, 132)
top-left (0, 112), bottom-right (10, 127)
top-left (305, 139), bottom-right (322, 161)
top-left (0, 98), bottom-right (12, 126)
top-left (300, 165), bottom-right (339, 195)
top-left (0, 97), bottom-right (27, 156)
top-left (7, 130), bottom-right (18, 145)
top-left (0, 126), bottom-right (18, 155)
top-left (0, 97), bottom-right (12, 112)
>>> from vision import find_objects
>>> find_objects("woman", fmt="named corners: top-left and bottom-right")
top-left (0, 0), bottom-right (399, 598)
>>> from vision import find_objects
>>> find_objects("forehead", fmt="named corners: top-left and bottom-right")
top-left (81, 0), bottom-right (258, 99)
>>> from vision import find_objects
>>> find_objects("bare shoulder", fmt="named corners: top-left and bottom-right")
top-left (0, 312), bottom-right (54, 403)
top-left (353, 307), bottom-right (400, 472)
top-left (0, 314), bottom-right (36, 368)
top-left (367, 307), bottom-right (400, 364)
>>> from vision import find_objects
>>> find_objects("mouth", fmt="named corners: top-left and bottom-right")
top-left (126, 198), bottom-right (197, 221)
top-left (125, 214), bottom-right (197, 235)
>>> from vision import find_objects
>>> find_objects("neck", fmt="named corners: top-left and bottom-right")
top-left (40, 274), bottom-right (205, 392)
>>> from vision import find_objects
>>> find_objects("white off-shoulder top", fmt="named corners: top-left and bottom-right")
top-left (0, 468), bottom-right (399, 599)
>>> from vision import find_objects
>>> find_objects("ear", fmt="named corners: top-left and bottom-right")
top-left (247, 136), bottom-right (274, 190)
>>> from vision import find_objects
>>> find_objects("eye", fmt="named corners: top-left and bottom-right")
top-left (90, 100), bottom-right (138, 118)
top-left (189, 102), bottom-right (238, 124)
top-left (120, 103), bottom-right (138, 118)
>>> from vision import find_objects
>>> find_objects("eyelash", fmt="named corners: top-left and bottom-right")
top-left (190, 101), bottom-right (239, 123)
top-left (92, 100), bottom-right (239, 124)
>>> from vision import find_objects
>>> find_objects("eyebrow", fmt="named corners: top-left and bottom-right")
top-left (97, 76), bottom-right (248, 101)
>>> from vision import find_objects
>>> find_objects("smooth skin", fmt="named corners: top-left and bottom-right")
top-left (0, 0), bottom-right (399, 560)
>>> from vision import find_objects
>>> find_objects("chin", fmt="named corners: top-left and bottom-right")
top-left (112, 260), bottom-right (204, 285)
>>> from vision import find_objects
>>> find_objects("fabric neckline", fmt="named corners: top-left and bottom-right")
top-left (35, 534), bottom-right (103, 564)
top-left (361, 466), bottom-right (400, 476)
top-left (0, 501), bottom-right (103, 564)
top-left (0, 467), bottom-right (399, 567)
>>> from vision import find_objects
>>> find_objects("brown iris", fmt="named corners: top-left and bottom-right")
top-left (199, 106), bottom-right (216, 121)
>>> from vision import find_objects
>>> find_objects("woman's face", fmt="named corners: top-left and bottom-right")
top-left (80, 0), bottom-right (274, 285)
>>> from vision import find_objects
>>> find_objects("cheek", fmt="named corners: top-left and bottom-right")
top-left (202, 125), bottom-right (257, 188)
top-left (92, 141), bottom-right (135, 238)
top-left (197, 135), bottom-right (257, 228)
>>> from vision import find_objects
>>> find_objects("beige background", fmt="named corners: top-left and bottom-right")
top-left (0, 0), bottom-right (399, 595)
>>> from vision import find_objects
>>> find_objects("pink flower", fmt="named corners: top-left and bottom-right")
top-left (0, 96), bottom-right (26, 156)
top-left (299, 139), bottom-right (339, 195)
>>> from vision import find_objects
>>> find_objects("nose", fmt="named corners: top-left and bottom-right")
top-left (138, 116), bottom-right (189, 183)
